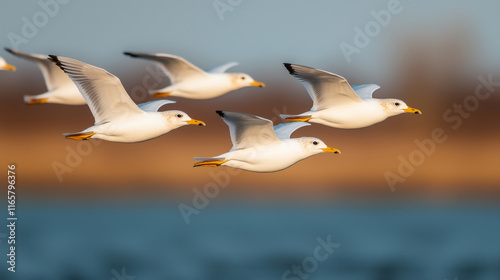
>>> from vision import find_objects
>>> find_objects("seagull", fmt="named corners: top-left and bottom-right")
top-left (5, 48), bottom-right (86, 105)
top-left (123, 52), bottom-right (265, 99)
top-left (0, 56), bottom-right (16, 71)
top-left (194, 111), bottom-right (340, 172)
top-left (280, 63), bottom-right (422, 129)
top-left (48, 55), bottom-right (206, 143)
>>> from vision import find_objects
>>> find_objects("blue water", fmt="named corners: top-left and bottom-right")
top-left (1, 202), bottom-right (500, 280)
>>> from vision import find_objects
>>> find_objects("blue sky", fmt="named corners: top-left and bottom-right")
top-left (1, 0), bottom-right (499, 83)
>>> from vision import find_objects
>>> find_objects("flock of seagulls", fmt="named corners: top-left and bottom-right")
top-left (2, 49), bottom-right (421, 172)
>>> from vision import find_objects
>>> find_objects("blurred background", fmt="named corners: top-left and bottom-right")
top-left (0, 0), bottom-right (499, 279)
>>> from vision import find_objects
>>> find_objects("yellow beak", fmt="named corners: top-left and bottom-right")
top-left (250, 81), bottom-right (265, 88)
top-left (403, 106), bottom-right (422, 114)
top-left (2, 64), bottom-right (16, 71)
top-left (186, 119), bottom-right (206, 126)
top-left (322, 147), bottom-right (341, 154)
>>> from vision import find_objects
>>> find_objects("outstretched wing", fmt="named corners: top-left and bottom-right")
top-left (208, 62), bottom-right (239, 73)
top-left (124, 52), bottom-right (209, 83)
top-left (5, 48), bottom-right (74, 91)
top-left (137, 100), bottom-right (176, 112)
top-left (216, 110), bottom-right (280, 150)
top-left (284, 63), bottom-right (363, 111)
top-left (351, 84), bottom-right (380, 100)
top-left (49, 55), bottom-right (144, 125)
top-left (273, 122), bottom-right (311, 140)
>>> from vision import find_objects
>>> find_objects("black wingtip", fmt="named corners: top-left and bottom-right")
top-left (216, 110), bottom-right (225, 117)
top-left (4, 47), bottom-right (13, 54)
top-left (47, 55), bottom-right (65, 72)
top-left (123, 52), bottom-right (138, 57)
top-left (47, 55), bottom-right (59, 64)
top-left (283, 63), bottom-right (295, 75)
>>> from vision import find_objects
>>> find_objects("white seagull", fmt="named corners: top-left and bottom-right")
top-left (123, 52), bottom-right (265, 99)
top-left (0, 56), bottom-right (16, 71)
top-left (48, 55), bottom-right (205, 143)
top-left (280, 63), bottom-right (422, 128)
top-left (5, 48), bottom-right (86, 105)
top-left (194, 111), bottom-right (340, 172)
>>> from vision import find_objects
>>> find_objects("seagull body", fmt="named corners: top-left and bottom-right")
top-left (194, 111), bottom-right (340, 172)
top-left (72, 105), bottom-right (193, 143)
top-left (124, 52), bottom-right (265, 99)
top-left (154, 73), bottom-right (244, 99)
top-left (287, 98), bottom-right (392, 129)
top-left (206, 138), bottom-right (325, 172)
top-left (5, 48), bottom-right (85, 105)
top-left (281, 63), bottom-right (421, 129)
top-left (48, 55), bottom-right (205, 143)
top-left (0, 56), bottom-right (16, 71)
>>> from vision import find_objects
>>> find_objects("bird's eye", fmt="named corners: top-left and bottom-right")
top-left (313, 141), bottom-right (318, 145)
top-left (241, 76), bottom-right (245, 80)
top-left (176, 114), bottom-right (183, 118)
top-left (395, 102), bottom-right (400, 106)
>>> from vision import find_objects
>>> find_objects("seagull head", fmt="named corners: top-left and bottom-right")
top-left (230, 73), bottom-right (265, 88)
top-left (299, 137), bottom-right (341, 155)
top-left (381, 99), bottom-right (422, 116)
top-left (164, 110), bottom-right (206, 128)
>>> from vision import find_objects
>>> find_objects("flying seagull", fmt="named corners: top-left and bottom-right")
top-left (124, 52), bottom-right (265, 99)
top-left (194, 111), bottom-right (340, 172)
top-left (281, 63), bottom-right (421, 128)
top-left (48, 55), bottom-right (205, 143)
top-left (5, 48), bottom-right (85, 105)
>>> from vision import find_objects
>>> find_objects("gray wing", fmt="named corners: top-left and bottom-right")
top-left (216, 110), bottom-right (281, 150)
top-left (137, 100), bottom-right (176, 112)
top-left (284, 63), bottom-right (363, 111)
top-left (49, 55), bottom-right (144, 125)
top-left (273, 122), bottom-right (311, 140)
top-left (124, 52), bottom-right (209, 83)
top-left (5, 48), bottom-right (74, 91)
top-left (208, 62), bottom-right (239, 73)
top-left (351, 84), bottom-right (380, 100)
